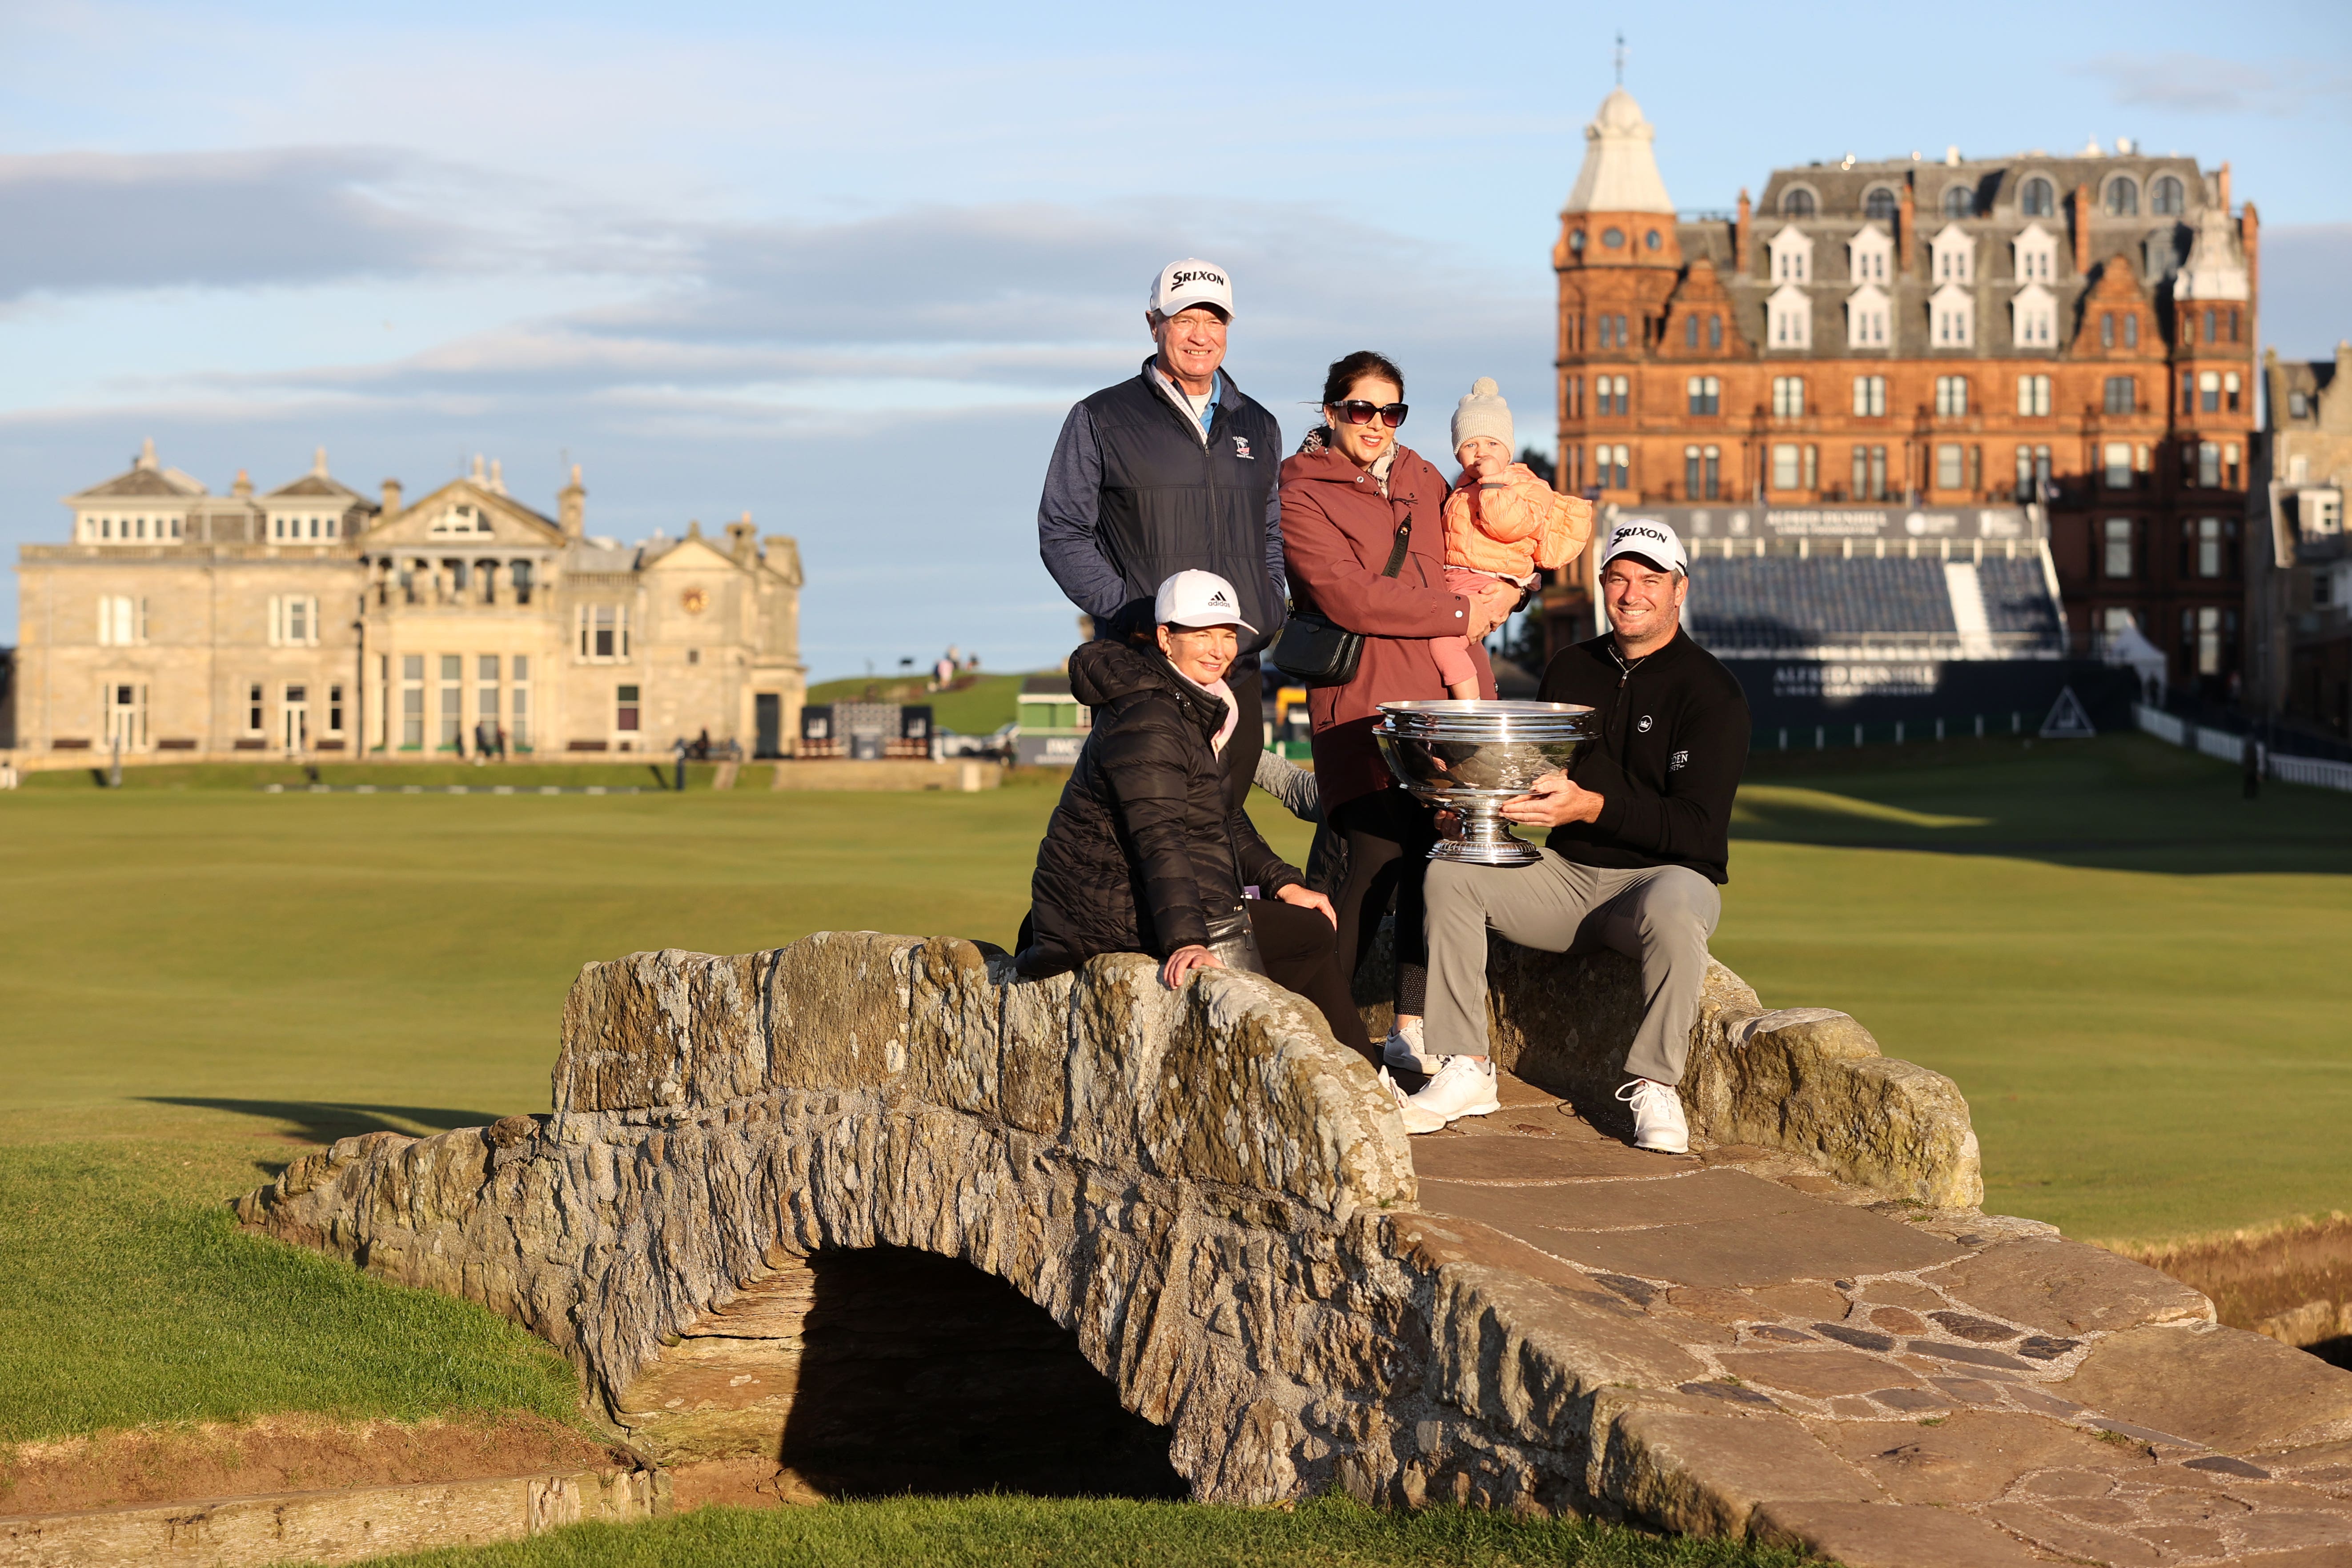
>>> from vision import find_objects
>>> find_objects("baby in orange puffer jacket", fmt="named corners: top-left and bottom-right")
top-left (1433, 378), bottom-right (1594, 697)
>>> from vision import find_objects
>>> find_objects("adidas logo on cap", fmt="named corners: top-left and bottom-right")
top-left (1153, 569), bottom-right (1258, 635)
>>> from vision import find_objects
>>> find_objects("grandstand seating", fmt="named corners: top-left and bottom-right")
top-left (1684, 551), bottom-right (2062, 658)
top-left (1973, 556), bottom-right (2063, 645)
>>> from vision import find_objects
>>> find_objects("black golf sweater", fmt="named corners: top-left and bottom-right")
top-left (1536, 628), bottom-right (1750, 884)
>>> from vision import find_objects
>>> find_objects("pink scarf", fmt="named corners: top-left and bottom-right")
top-left (1172, 665), bottom-right (1240, 755)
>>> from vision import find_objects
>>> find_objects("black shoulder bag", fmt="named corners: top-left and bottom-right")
top-left (1268, 515), bottom-right (1413, 686)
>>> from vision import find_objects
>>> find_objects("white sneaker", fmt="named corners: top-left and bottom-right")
top-left (1616, 1078), bottom-right (1690, 1154)
top-left (1379, 1067), bottom-right (1446, 1135)
top-left (1381, 1015), bottom-right (1441, 1077)
top-left (1406, 1055), bottom-right (1501, 1127)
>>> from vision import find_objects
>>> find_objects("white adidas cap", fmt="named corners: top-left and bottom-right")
top-left (1598, 516), bottom-right (1688, 575)
top-left (1154, 569), bottom-right (1256, 634)
top-left (1148, 258), bottom-right (1234, 320)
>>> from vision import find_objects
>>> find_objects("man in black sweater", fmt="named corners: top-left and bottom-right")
top-left (1406, 518), bottom-right (1750, 1152)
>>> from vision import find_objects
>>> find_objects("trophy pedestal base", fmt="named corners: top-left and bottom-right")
top-left (1427, 824), bottom-right (1543, 867)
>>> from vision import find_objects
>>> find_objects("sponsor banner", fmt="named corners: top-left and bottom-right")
top-left (1723, 658), bottom-right (2137, 730)
top-left (1650, 504), bottom-right (2042, 543)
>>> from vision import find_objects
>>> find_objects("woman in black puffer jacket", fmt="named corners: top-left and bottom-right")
top-left (1014, 572), bottom-right (1373, 1060)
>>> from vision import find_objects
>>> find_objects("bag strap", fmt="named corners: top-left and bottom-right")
top-left (1378, 515), bottom-right (1412, 579)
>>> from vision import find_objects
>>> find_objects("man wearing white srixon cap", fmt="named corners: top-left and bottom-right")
top-left (1404, 517), bottom-right (1750, 1152)
top-left (1038, 258), bottom-right (1285, 815)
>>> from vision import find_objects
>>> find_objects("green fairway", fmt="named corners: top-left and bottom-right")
top-left (1, 734), bottom-right (2345, 1456)
top-left (337, 1494), bottom-right (1809, 1568)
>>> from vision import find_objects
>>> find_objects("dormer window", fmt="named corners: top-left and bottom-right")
top-left (1781, 187), bottom-right (1816, 217)
top-left (2020, 176), bottom-right (2055, 217)
top-left (2104, 175), bottom-right (2139, 217)
top-left (1767, 284), bottom-right (1812, 349)
top-left (2152, 175), bottom-right (2184, 216)
top-left (2011, 285), bottom-right (2056, 348)
top-left (1930, 225), bottom-right (1974, 284)
top-left (1864, 187), bottom-right (1898, 222)
top-left (1844, 283), bottom-right (1890, 349)
top-left (1943, 186), bottom-right (1975, 218)
top-left (1931, 282), bottom-right (1975, 348)
top-left (1847, 223), bottom-right (1892, 284)
top-left (1768, 226), bottom-right (1813, 284)
top-left (2011, 223), bottom-right (2058, 283)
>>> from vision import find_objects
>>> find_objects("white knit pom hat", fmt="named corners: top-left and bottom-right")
top-left (1451, 377), bottom-right (1513, 454)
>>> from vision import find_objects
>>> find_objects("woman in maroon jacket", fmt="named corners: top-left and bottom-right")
top-left (1279, 351), bottom-right (1518, 1067)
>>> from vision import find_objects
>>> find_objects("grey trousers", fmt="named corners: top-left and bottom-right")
top-left (1423, 852), bottom-right (1722, 1086)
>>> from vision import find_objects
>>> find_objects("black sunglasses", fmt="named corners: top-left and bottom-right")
top-left (1331, 399), bottom-right (1409, 428)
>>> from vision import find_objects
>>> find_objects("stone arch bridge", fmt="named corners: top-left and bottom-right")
top-left (237, 934), bottom-right (2352, 1566)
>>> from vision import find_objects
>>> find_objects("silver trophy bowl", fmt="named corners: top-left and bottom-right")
top-left (1374, 699), bottom-right (1597, 866)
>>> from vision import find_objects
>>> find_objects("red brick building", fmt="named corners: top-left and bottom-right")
top-left (1548, 88), bottom-right (2258, 695)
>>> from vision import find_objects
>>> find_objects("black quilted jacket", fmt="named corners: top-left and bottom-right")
top-left (1015, 638), bottom-right (1300, 978)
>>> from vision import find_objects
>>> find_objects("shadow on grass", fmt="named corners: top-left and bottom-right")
top-left (140, 1098), bottom-right (504, 1145)
top-left (1733, 734), bottom-right (2352, 875)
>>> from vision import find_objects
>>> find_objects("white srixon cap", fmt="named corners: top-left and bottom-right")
top-left (1598, 517), bottom-right (1688, 574)
top-left (1149, 258), bottom-right (1233, 320)
top-left (1155, 569), bottom-right (1256, 634)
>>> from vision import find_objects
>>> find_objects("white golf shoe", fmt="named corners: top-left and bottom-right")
top-left (1616, 1078), bottom-right (1690, 1154)
top-left (1379, 1067), bottom-right (1447, 1135)
top-left (1406, 1055), bottom-right (1501, 1127)
top-left (1381, 1015), bottom-right (1440, 1078)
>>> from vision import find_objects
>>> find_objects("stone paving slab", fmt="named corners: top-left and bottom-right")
top-left (1413, 1071), bottom-right (2352, 1566)
top-left (2063, 1323), bottom-right (2352, 1453)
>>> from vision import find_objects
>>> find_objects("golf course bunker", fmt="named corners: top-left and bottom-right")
top-left (234, 934), bottom-right (2352, 1565)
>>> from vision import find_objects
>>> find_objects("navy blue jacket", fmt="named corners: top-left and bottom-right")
top-left (1037, 359), bottom-right (1285, 654)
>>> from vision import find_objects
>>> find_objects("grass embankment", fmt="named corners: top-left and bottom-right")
top-left (804, 670), bottom-right (1026, 734)
top-left (0, 734), bottom-right (2344, 1491)
top-left (339, 1495), bottom-right (1809, 1568)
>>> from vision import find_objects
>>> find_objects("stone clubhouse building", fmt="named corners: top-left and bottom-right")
top-left (8, 442), bottom-right (808, 764)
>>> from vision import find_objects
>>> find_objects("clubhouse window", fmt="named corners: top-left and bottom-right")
top-left (1934, 377), bottom-right (1968, 417)
top-left (440, 654), bottom-right (463, 748)
top-left (1685, 376), bottom-right (1720, 416)
top-left (401, 654), bottom-right (425, 748)
top-left (1852, 445), bottom-right (1888, 501)
top-left (579, 604), bottom-right (630, 661)
top-left (2104, 377), bottom-right (2136, 416)
top-left (1685, 444), bottom-right (1721, 500)
top-left (246, 681), bottom-right (266, 734)
top-left (2103, 519), bottom-right (2135, 580)
top-left (616, 684), bottom-right (642, 736)
top-left (2016, 375), bottom-right (2051, 417)
top-left (2103, 442), bottom-right (2133, 490)
top-left (1852, 376), bottom-right (1886, 417)
top-left (1771, 377), bottom-right (1804, 417)
top-left (511, 656), bottom-right (532, 750)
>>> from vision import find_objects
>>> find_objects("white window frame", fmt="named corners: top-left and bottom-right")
top-left (510, 654), bottom-right (533, 750)
top-left (96, 594), bottom-right (147, 647)
top-left (2017, 374), bottom-right (2052, 416)
top-left (577, 603), bottom-right (632, 662)
top-left (1846, 223), bottom-right (1892, 285)
top-left (2011, 226), bottom-right (2056, 282)
top-left (1852, 375), bottom-right (1887, 417)
top-left (1771, 376), bottom-right (1805, 417)
top-left (1930, 281), bottom-right (1975, 348)
top-left (104, 680), bottom-right (149, 750)
top-left (1843, 283), bottom-right (1889, 349)
top-left (2010, 282), bottom-right (2056, 349)
top-left (1766, 283), bottom-right (1811, 350)
top-left (268, 594), bottom-right (321, 648)
top-left (1935, 376), bottom-right (1969, 417)
top-left (1929, 225), bottom-right (1975, 285)
top-left (1767, 226), bottom-right (1813, 284)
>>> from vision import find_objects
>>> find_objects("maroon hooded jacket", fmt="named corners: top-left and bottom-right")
top-left (1279, 435), bottom-right (1495, 814)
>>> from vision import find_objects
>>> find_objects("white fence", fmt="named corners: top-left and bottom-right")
top-left (2132, 704), bottom-right (2352, 793)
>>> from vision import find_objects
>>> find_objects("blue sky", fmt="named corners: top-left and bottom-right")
top-left (4, 0), bottom-right (2347, 673)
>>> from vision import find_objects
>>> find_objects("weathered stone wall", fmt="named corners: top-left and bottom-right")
top-left (232, 931), bottom-right (1972, 1516)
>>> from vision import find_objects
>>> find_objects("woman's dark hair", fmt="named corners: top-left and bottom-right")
top-left (1321, 350), bottom-right (1405, 408)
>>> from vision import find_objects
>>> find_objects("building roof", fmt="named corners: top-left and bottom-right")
top-left (263, 448), bottom-right (371, 505)
top-left (1562, 88), bottom-right (1674, 215)
top-left (65, 438), bottom-right (207, 503)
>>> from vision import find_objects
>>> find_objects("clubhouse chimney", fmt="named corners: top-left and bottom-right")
top-left (558, 464), bottom-right (586, 539)
top-left (381, 478), bottom-right (403, 517)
